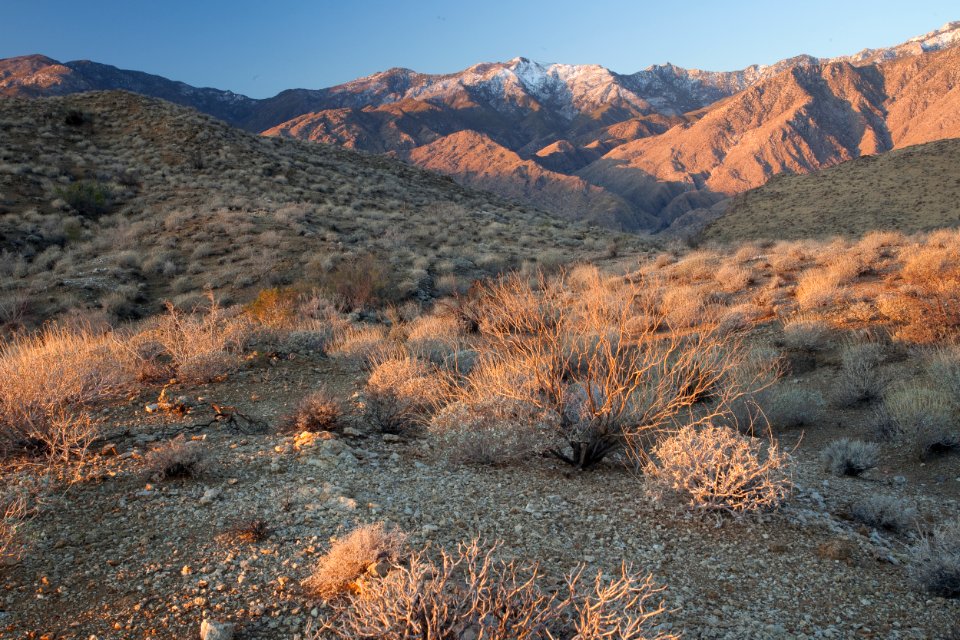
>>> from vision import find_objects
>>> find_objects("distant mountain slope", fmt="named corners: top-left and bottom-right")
top-left (3, 21), bottom-right (960, 233)
top-left (702, 137), bottom-right (960, 242)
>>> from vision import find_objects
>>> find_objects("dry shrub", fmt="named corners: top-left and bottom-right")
top-left (714, 263), bottom-right (754, 293)
top-left (910, 519), bottom-right (960, 598)
top-left (316, 252), bottom-right (391, 311)
top-left (884, 240), bottom-right (960, 342)
top-left (782, 315), bottom-right (832, 352)
top-left (884, 384), bottom-right (958, 460)
top-left (794, 268), bottom-right (845, 310)
top-left (313, 538), bottom-right (675, 640)
top-left (820, 438), bottom-right (878, 477)
top-left (365, 356), bottom-right (451, 433)
top-left (926, 345), bottom-right (960, 399)
top-left (328, 324), bottom-right (393, 366)
top-left (0, 323), bottom-right (133, 460)
top-left (851, 495), bottom-right (918, 534)
top-left (284, 388), bottom-right (341, 433)
top-left (764, 387), bottom-right (824, 429)
top-left (831, 341), bottom-right (886, 407)
top-left (646, 424), bottom-right (792, 514)
top-left (139, 300), bottom-right (250, 383)
top-left (144, 436), bottom-right (210, 481)
top-left (404, 314), bottom-right (463, 365)
top-left (0, 479), bottom-right (36, 562)
top-left (428, 397), bottom-right (551, 465)
top-left (660, 284), bottom-right (709, 329)
top-left (303, 523), bottom-right (406, 600)
top-left (244, 286), bottom-right (300, 328)
top-left (668, 251), bottom-right (716, 282)
top-left (468, 272), bottom-right (763, 470)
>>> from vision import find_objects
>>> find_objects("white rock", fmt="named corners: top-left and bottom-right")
top-left (199, 488), bottom-right (221, 505)
top-left (200, 619), bottom-right (235, 640)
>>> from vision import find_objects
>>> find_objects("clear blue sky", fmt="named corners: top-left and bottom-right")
top-left (2, 1), bottom-right (956, 98)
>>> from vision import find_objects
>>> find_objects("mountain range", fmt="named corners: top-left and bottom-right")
top-left (2, 21), bottom-right (960, 232)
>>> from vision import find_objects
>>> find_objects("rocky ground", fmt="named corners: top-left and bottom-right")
top-left (2, 347), bottom-right (960, 640)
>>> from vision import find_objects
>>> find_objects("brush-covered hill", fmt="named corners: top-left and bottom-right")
top-left (0, 91), bottom-right (642, 326)
top-left (702, 137), bottom-right (960, 243)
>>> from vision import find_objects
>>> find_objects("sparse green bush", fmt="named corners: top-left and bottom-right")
top-left (56, 181), bottom-right (113, 217)
top-left (851, 495), bottom-right (918, 534)
top-left (428, 397), bottom-right (550, 465)
top-left (820, 438), bottom-right (878, 477)
top-left (317, 253), bottom-right (391, 311)
top-left (245, 287), bottom-right (300, 328)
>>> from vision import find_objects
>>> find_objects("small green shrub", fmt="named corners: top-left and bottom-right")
top-left (56, 181), bottom-right (113, 217)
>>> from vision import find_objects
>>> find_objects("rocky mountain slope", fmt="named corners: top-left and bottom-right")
top-left (3, 22), bottom-right (960, 232)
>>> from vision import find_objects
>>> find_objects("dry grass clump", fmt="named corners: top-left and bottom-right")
top-left (781, 315), bottom-right (832, 352)
top-left (365, 356), bottom-right (451, 433)
top-left (794, 268), bottom-right (846, 310)
top-left (646, 424), bottom-right (792, 514)
top-left (851, 495), bottom-right (919, 534)
top-left (926, 344), bottom-right (960, 399)
top-left (404, 313), bottom-right (463, 365)
top-left (303, 523), bottom-right (407, 600)
top-left (714, 262), bottom-right (754, 293)
top-left (883, 384), bottom-right (958, 460)
top-left (910, 519), bottom-right (960, 598)
top-left (312, 537), bottom-right (675, 640)
top-left (831, 341), bottom-right (886, 407)
top-left (881, 236), bottom-right (960, 343)
top-left (428, 397), bottom-right (551, 465)
top-left (820, 439), bottom-right (879, 477)
top-left (764, 387), bottom-right (824, 429)
top-left (328, 324), bottom-right (393, 366)
top-left (282, 388), bottom-right (341, 433)
top-left (0, 322), bottom-right (134, 460)
top-left (144, 436), bottom-right (210, 481)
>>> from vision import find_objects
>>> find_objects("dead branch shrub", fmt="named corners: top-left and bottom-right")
top-left (851, 495), bottom-right (918, 534)
top-left (303, 523), bottom-right (407, 600)
top-left (831, 341), bottom-right (886, 407)
top-left (144, 436), bottom-right (210, 481)
top-left (313, 537), bottom-right (675, 640)
top-left (884, 384), bottom-right (958, 460)
top-left (283, 388), bottom-right (341, 433)
top-left (646, 424), bottom-right (792, 514)
top-left (820, 438), bottom-right (879, 477)
top-left (428, 397), bottom-right (551, 465)
top-left (0, 479), bottom-right (36, 562)
top-left (316, 252), bottom-right (391, 311)
top-left (138, 300), bottom-right (250, 383)
top-left (365, 356), bottom-right (451, 433)
top-left (468, 272), bottom-right (765, 470)
top-left (910, 519), bottom-right (960, 598)
top-left (0, 323), bottom-right (133, 459)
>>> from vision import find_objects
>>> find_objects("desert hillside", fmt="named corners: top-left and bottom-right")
top-left (0, 91), bottom-right (642, 327)
top-left (704, 137), bottom-right (960, 243)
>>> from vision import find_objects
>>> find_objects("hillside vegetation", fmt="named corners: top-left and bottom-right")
top-left (705, 137), bottom-right (960, 242)
top-left (0, 91), bottom-right (643, 327)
